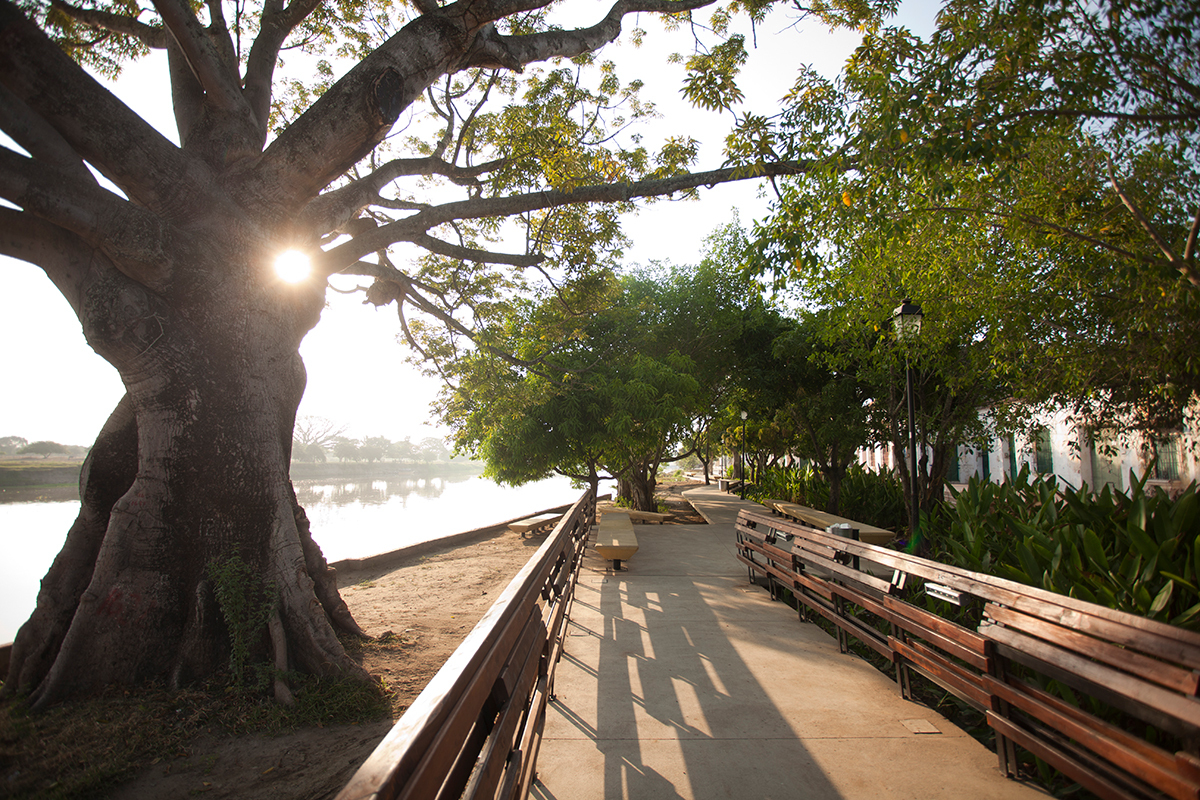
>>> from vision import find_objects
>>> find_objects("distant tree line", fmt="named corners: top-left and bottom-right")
top-left (289, 419), bottom-right (452, 464)
top-left (0, 437), bottom-right (89, 458)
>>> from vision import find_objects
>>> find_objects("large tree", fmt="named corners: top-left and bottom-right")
top-left (744, 0), bottom-right (1199, 433)
top-left (0, 0), bottom-right (864, 706)
top-left (439, 249), bottom-right (759, 511)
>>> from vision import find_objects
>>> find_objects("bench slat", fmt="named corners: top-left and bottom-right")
top-left (891, 636), bottom-right (990, 710)
top-left (987, 711), bottom-right (1145, 800)
top-left (986, 603), bottom-right (1200, 696)
top-left (982, 674), bottom-right (1199, 800)
top-left (984, 623), bottom-right (1200, 734)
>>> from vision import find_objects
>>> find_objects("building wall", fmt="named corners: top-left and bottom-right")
top-left (857, 404), bottom-right (1200, 495)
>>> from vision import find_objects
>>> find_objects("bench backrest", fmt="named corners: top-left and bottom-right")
top-left (734, 508), bottom-right (1200, 800)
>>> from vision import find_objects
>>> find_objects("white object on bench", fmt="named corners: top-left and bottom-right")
top-left (507, 512), bottom-right (563, 536)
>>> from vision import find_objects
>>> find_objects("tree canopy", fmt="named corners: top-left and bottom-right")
top-left (744, 0), bottom-right (1199, 438)
top-left (2, 0), bottom-right (881, 706)
top-left (439, 221), bottom-right (763, 508)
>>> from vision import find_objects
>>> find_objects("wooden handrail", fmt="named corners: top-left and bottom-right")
top-left (336, 488), bottom-right (596, 800)
top-left (735, 508), bottom-right (1200, 800)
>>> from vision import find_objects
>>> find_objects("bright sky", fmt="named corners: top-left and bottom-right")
top-left (0, 2), bottom-right (936, 447)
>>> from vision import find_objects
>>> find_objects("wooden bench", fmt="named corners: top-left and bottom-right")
top-left (507, 512), bottom-right (563, 536)
top-left (773, 501), bottom-right (895, 545)
top-left (733, 507), bottom-right (1200, 800)
top-left (980, 600), bottom-right (1200, 800)
top-left (595, 517), bottom-right (639, 570)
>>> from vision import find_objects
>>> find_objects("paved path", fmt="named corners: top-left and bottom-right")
top-left (532, 484), bottom-right (1048, 800)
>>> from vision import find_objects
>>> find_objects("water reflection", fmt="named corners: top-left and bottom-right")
top-left (294, 474), bottom-right (469, 507)
top-left (1, 472), bottom-right (581, 643)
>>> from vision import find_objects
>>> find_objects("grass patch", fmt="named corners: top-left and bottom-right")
top-left (0, 668), bottom-right (391, 799)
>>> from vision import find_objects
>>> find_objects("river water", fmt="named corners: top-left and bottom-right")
top-left (0, 471), bottom-right (584, 644)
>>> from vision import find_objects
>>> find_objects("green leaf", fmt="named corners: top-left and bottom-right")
top-left (1082, 529), bottom-right (1110, 572)
top-left (1148, 581), bottom-right (1175, 616)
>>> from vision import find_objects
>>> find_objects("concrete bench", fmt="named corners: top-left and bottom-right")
top-left (603, 508), bottom-right (671, 524)
top-left (595, 517), bottom-right (639, 570)
top-left (507, 512), bottom-right (563, 536)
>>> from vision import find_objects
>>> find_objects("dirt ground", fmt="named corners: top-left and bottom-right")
top-left (102, 481), bottom-right (704, 800)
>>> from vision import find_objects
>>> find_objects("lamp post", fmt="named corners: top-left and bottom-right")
top-left (893, 299), bottom-right (923, 547)
top-left (740, 410), bottom-right (748, 500)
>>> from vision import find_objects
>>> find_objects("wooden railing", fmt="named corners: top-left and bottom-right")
top-left (336, 488), bottom-right (596, 800)
top-left (736, 508), bottom-right (1200, 800)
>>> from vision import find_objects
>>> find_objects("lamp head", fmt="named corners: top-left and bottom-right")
top-left (892, 298), bottom-right (923, 343)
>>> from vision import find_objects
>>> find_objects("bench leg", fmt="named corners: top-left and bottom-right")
top-left (612, 559), bottom-right (623, 570)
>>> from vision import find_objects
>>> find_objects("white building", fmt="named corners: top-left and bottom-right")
top-left (858, 406), bottom-right (1200, 495)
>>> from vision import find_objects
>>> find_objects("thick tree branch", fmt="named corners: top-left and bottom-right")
top-left (410, 232), bottom-right (544, 266)
top-left (0, 207), bottom-right (120, 317)
top-left (168, 42), bottom-right (204, 140)
top-left (0, 0), bottom-right (222, 215)
top-left (243, 0), bottom-right (324, 129)
top-left (0, 82), bottom-right (94, 186)
top-left (150, 0), bottom-right (243, 112)
top-left (458, 0), bottom-right (714, 70)
top-left (299, 155), bottom-right (504, 236)
top-left (256, 0), bottom-right (718, 211)
top-left (319, 160), bottom-right (814, 271)
top-left (255, 13), bottom-right (468, 202)
top-left (1185, 206), bottom-right (1199, 265)
top-left (48, 0), bottom-right (169, 47)
top-left (0, 149), bottom-right (179, 290)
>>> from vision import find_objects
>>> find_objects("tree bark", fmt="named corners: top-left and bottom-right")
top-left (623, 460), bottom-right (658, 512)
top-left (3, 244), bottom-right (368, 707)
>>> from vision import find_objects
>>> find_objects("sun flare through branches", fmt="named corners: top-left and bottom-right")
top-left (274, 250), bottom-right (312, 283)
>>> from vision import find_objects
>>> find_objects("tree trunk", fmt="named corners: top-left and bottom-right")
top-left (3, 253), bottom-right (367, 708)
top-left (624, 461), bottom-right (657, 512)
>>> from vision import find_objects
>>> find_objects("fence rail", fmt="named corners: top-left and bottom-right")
top-left (735, 508), bottom-right (1200, 800)
top-left (336, 488), bottom-right (596, 800)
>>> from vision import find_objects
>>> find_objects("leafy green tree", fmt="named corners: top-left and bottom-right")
top-left (745, 0), bottom-right (1199, 438)
top-left (358, 438), bottom-right (387, 462)
top-left (753, 205), bottom-right (1014, 535)
top-left (738, 310), bottom-right (873, 514)
top-left (387, 438), bottom-right (415, 461)
top-left (17, 440), bottom-right (69, 458)
top-left (3, 0), bottom-right (856, 703)
top-left (416, 437), bottom-right (450, 462)
top-left (0, 436), bottom-right (29, 455)
top-left (441, 233), bottom-right (761, 509)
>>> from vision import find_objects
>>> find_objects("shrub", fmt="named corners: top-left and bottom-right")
top-left (931, 466), bottom-right (1200, 630)
top-left (749, 463), bottom-right (906, 532)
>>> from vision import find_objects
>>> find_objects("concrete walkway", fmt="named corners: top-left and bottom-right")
top-left (532, 485), bottom-right (1048, 800)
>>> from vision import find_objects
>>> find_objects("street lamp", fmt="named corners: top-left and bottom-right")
top-left (740, 410), bottom-right (748, 500)
top-left (893, 298), bottom-right (923, 548)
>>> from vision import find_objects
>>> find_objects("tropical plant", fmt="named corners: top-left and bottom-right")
top-left (934, 467), bottom-right (1200, 629)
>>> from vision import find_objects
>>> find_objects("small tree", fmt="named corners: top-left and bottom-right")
top-left (18, 441), bottom-right (69, 459)
top-left (0, 436), bottom-right (29, 455)
top-left (332, 438), bottom-right (361, 463)
top-left (387, 439), bottom-right (415, 461)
